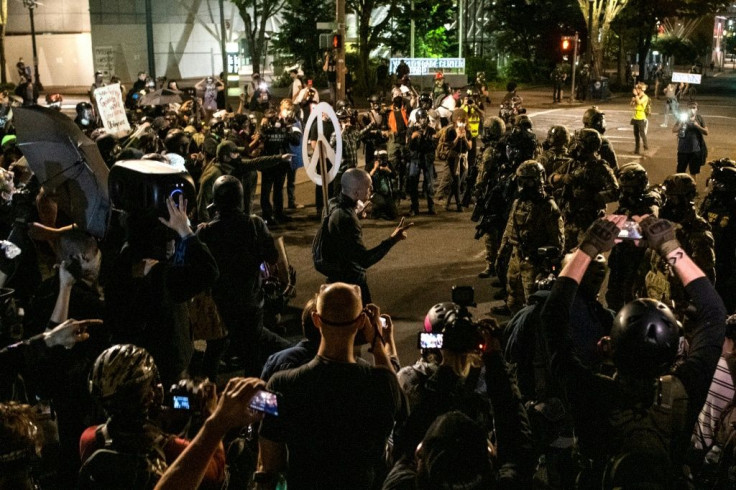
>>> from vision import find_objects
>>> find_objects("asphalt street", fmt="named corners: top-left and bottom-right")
top-left (54, 72), bottom-right (736, 365)
top-left (264, 71), bottom-right (736, 365)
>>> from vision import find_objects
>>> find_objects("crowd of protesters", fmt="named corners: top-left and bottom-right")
top-left (0, 59), bottom-right (735, 490)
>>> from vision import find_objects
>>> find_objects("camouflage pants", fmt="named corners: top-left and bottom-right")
top-left (507, 249), bottom-right (539, 313)
top-left (484, 229), bottom-right (501, 268)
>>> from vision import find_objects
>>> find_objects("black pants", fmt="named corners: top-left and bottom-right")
top-left (632, 119), bottom-right (648, 151)
top-left (677, 151), bottom-right (702, 175)
top-left (261, 165), bottom-right (287, 220)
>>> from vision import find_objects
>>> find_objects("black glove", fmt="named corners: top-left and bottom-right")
top-left (579, 218), bottom-right (620, 258)
top-left (639, 216), bottom-right (681, 257)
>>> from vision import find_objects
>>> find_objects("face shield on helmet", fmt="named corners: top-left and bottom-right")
top-left (419, 93), bottom-right (432, 110)
top-left (661, 173), bottom-right (696, 221)
top-left (617, 163), bottom-right (648, 198)
top-left (516, 160), bottom-right (545, 197)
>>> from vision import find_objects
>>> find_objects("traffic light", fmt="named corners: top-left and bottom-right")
top-left (331, 34), bottom-right (342, 49)
top-left (561, 36), bottom-right (572, 51)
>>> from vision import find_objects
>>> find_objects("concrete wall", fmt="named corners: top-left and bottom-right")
top-left (6, 0), bottom-right (91, 35)
top-left (89, 0), bottom-right (283, 83)
top-left (5, 34), bottom-right (95, 87)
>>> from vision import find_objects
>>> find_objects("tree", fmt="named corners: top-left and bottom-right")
top-left (487, 0), bottom-right (582, 80)
top-left (578, 0), bottom-right (631, 79)
top-left (272, 0), bottom-right (332, 77)
top-left (0, 0), bottom-right (6, 84)
top-left (231, 0), bottom-right (287, 74)
top-left (347, 0), bottom-right (398, 91)
top-left (386, 0), bottom-right (455, 57)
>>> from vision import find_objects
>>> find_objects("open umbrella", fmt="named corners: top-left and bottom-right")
top-left (138, 88), bottom-right (183, 107)
top-left (14, 106), bottom-right (110, 237)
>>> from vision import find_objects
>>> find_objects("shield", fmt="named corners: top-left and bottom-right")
top-left (138, 88), bottom-right (183, 107)
top-left (14, 106), bottom-right (110, 237)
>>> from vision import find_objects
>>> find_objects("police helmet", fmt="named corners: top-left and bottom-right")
top-left (577, 128), bottom-right (602, 154)
top-left (505, 128), bottom-right (538, 167)
top-left (424, 302), bottom-right (460, 334)
top-left (216, 139), bottom-right (239, 160)
top-left (663, 173), bottom-right (696, 201)
top-left (418, 93), bottom-right (432, 110)
top-left (213, 174), bottom-right (244, 213)
top-left (708, 159), bottom-right (736, 193)
top-left (547, 125), bottom-right (570, 148)
top-left (617, 163), bottom-right (649, 196)
top-left (582, 106), bottom-right (606, 134)
top-left (611, 299), bottom-right (680, 378)
top-left (516, 160), bottom-right (546, 190)
top-left (483, 117), bottom-right (506, 142)
top-left (89, 344), bottom-right (160, 412)
top-left (335, 99), bottom-right (348, 111)
top-left (336, 108), bottom-right (350, 120)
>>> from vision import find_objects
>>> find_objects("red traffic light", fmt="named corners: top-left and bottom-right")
top-left (562, 37), bottom-right (571, 50)
top-left (332, 34), bottom-right (342, 49)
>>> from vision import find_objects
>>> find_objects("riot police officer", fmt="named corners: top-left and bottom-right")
top-left (498, 160), bottom-right (564, 313)
top-left (407, 109), bottom-right (437, 216)
top-left (606, 163), bottom-right (663, 312)
top-left (700, 159), bottom-right (736, 311)
top-left (638, 173), bottom-right (715, 318)
top-left (540, 125), bottom-right (572, 177)
top-left (582, 106), bottom-right (618, 169)
top-left (474, 116), bottom-right (507, 278)
top-left (551, 128), bottom-right (618, 251)
top-left (74, 102), bottom-right (98, 136)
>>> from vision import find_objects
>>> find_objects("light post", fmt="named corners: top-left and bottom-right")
top-left (22, 0), bottom-right (42, 91)
top-left (586, 0), bottom-right (593, 67)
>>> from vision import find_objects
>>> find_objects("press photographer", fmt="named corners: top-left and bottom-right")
top-left (672, 101), bottom-right (708, 180)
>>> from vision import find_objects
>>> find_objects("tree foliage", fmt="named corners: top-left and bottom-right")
top-left (386, 0), bottom-right (455, 57)
top-left (577, 0), bottom-right (632, 79)
top-left (346, 0), bottom-right (398, 91)
top-left (486, 0), bottom-right (582, 80)
top-left (272, 0), bottom-right (332, 77)
top-left (231, 0), bottom-right (287, 74)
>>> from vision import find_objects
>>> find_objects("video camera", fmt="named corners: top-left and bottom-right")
top-left (109, 160), bottom-right (196, 217)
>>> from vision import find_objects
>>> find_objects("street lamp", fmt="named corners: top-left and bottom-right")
top-left (587, 0), bottom-right (593, 68)
top-left (22, 0), bottom-right (43, 91)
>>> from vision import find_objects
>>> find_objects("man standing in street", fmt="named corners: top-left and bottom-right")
top-left (316, 168), bottom-right (413, 305)
top-left (256, 282), bottom-right (403, 490)
top-left (673, 101), bottom-right (708, 181)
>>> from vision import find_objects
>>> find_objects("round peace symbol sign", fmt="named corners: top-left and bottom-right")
top-left (302, 102), bottom-right (343, 186)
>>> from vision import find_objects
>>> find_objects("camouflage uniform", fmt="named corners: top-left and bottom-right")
top-left (606, 163), bottom-right (663, 312)
top-left (552, 129), bottom-right (619, 251)
top-left (499, 161), bottom-right (564, 313)
top-left (700, 162), bottom-right (736, 312)
top-left (637, 174), bottom-right (715, 318)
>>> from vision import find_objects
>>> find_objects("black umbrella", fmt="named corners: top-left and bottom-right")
top-left (14, 106), bottom-right (110, 237)
top-left (138, 88), bottom-right (183, 107)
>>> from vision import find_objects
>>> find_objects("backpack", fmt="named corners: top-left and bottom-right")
top-left (598, 375), bottom-right (688, 488)
top-left (435, 126), bottom-right (451, 161)
top-left (78, 424), bottom-right (170, 490)
top-left (312, 208), bottom-right (340, 277)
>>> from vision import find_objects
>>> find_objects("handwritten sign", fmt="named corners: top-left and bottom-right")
top-left (93, 83), bottom-right (130, 137)
top-left (94, 46), bottom-right (115, 78)
top-left (671, 72), bottom-right (702, 85)
top-left (390, 58), bottom-right (466, 76)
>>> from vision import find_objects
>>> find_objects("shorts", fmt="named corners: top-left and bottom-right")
top-left (677, 152), bottom-right (702, 175)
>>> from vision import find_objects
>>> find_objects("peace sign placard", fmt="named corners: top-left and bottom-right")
top-left (302, 102), bottom-right (343, 186)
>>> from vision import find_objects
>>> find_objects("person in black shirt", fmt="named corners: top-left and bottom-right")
top-left (198, 175), bottom-right (286, 378)
top-left (320, 168), bottom-right (413, 304)
top-left (542, 215), bottom-right (726, 487)
top-left (256, 282), bottom-right (403, 490)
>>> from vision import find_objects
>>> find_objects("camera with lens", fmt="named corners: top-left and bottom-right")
top-left (168, 379), bottom-right (203, 414)
top-left (109, 159), bottom-right (196, 217)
